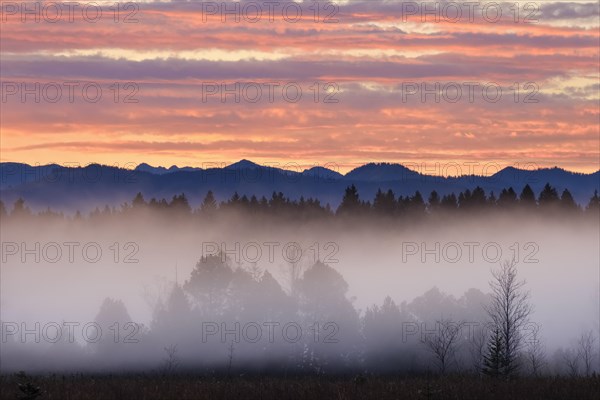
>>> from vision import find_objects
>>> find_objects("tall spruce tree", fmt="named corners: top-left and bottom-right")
top-left (483, 327), bottom-right (505, 377)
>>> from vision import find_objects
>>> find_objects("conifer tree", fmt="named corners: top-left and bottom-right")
top-left (483, 327), bottom-right (505, 377)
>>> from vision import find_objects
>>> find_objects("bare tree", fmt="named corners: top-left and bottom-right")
top-left (562, 348), bottom-right (580, 377)
top-left (421, 318), bottom-right (464, 374)
top-left (160, 344), bottom-right (179, 375)
top-left (524, 323), bottom-right (546, 376)
top-left (227, 341), bottom-right (235, 376)
top-left (484, 259), bottom-right (532, 377)
top-left (577, 331), bottom-right (597, 377)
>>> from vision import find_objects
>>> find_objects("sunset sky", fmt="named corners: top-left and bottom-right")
top-left (1, 0), bottom-right (599, 174)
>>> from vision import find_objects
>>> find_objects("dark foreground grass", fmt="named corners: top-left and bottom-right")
top-left (1, 374), bottom-right (599, 400)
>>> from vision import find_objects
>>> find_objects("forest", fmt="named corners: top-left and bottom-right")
top-left (2, 182), bottom-right (599, 222)
top-left (1, 182), bottom-right (598, 399)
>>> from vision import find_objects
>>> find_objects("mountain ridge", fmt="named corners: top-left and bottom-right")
top-left (1, 161), bottom-right (598, 212)
top-left (124, 160), bottom-right (599, 180)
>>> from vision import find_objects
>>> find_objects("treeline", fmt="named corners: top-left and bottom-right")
top-left (2, 183), bottom-right (599, 221)
top-left (2, 256), bottom-right (597, 377)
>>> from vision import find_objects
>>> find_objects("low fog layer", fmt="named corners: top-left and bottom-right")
top-left (1, 210), bottom-right (598, 375)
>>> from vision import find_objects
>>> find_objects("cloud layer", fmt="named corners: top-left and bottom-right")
top-left (1, 1), bottom-right (599, 172)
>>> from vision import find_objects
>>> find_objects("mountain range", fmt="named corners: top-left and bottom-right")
top-left (1, 160), bottom-right (598, 213)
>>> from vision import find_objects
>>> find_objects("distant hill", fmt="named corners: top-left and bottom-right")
top-left (345, 163), bottom-right (421, 181)
top-left (135, 163), bottom-right (202, 175)
top-left (1, 161), bottom-right (598, 213)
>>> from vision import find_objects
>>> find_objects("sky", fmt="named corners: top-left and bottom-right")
top-left (0, 0), bottom-right (599, 174)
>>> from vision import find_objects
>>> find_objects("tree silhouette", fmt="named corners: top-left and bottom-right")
top-left (169, 193), bottom-right (191, 214)
top-left (373, 188), bottom-right (396, 216)
top-left (200, 190), bottom-right (218, 215)
top-left (184, 255), bottom-right (234, 316)
top-left (458, 189), bottom-right (471, 210)
top-left (428, 190), bottom-right (441, 213)
top-left (471, 186), bottom-right (487, 209)
top-left (421, 319), bottom-right (464, 374)
top-left (148, 196), bottom-right (169, 210)
top-left (586, 190), bottom-right (600, 212)
top-left (298, 261), bottom-right (361, 369)
top-left (12, 197), bottom-right (30, 217)
top-left (577, 331), bottom-right (597, 377)
top-left (485, 260), bottom-right (532, 377)
top-left (483, 327), bottom-right (505, 377)
top-left (498, 188), bottom-right (518, 208)
top-left (251, 270), bottom-right (296, 321)
top-left (440, 193), bottom-right (458, 211)
top-left (408, 191), bottom-right (426, 215)
top-left (132, 192), bottom-right (146, 208)
top-left (152, 283), bottom-right (192, 339)
top-left (488, 191), bottom-right (497, 207)
top-left (92, 298), bottom-right (137, 360)
top-left (525, 324), bottom-right (547, 376)
top-left (560, 189), bottom-right (578, 211)
top-left (337, 185), bottom-right (362, 216)
top-left (269, 191), bottom-right (288, 213)
top-left (519, 185), bottom-right (537, 207)
top-left (363, 296), bottom-right (409, 371)
top-left (538, 183), bottom-right (560, 208)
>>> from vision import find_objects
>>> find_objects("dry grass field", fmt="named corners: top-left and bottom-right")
top-left (1, 373), bottom-right (599, 400)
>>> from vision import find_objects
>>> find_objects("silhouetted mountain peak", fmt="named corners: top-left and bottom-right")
top-left (135, 163), bottom-right (201, 174)
top-left (492, 165), bottom-right (580, 181)
top-left (302, 166), bottom-right (344, 180)
top-left (344, 162), bottom-right (420, 181)
top-left (226, 159), bottom-right (262, 170)
top-left (135, 163), bottom-right (170, 175)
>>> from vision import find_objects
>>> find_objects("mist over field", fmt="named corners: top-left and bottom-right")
top-left (1, 205), bottom-right (598, 375)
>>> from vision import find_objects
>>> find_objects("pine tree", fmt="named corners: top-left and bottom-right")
top-left (519, 184), bottom-right (536, 207)
top-left (170, 193), bottom-right (191, 214)
top-left (12, 197), bottom-right (30, 217)
top-left (560, 189), bottom-right (578, 211)
top-left (471, 186), bottom-right (487, 208)
top-left (373, 188), bottom-right (385, 214)
top-left (458, 189), bottom-right (472, 210)
top-left (408, 191), bottom-right (426, 215)
top-left (440, 193), bottom-right (458, 211)
top-left (586, 190), bottom-right (600, 212)
top-left (488, 191), bottom-right (497, 207)
top-left (538, 183), bottom-right (559, 207)
top-left (337, 185), bottom-right (362, 216)
top-left (428, 190), bottom-right (441, 212)
top-left (201, 190), bottom-right (218, 214)
top-left (483, 327), bottom-right (505, 377)
top-left (498, 187), bottom-right (517, 208)
top-left (373, 188), bottom-right (396, 215)
top-left (132, 192), bottom-right (146, 208)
